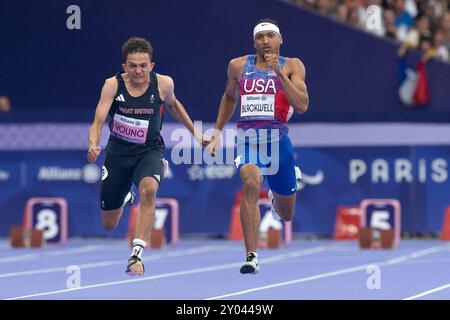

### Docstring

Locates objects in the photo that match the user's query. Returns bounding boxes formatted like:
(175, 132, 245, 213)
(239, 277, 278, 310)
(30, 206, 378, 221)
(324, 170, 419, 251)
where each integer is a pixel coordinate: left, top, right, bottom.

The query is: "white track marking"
(4, 245, 331, 300)
(403, 283, 450, 300)
(0, 245, 225, 279)
(205, 245, 447, 300)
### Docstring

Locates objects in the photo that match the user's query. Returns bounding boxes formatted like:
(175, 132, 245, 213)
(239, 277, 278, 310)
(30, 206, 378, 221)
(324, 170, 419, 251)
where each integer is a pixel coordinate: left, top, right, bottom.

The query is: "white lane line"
(45, 245, 107, 256)
(0, 245, 226, 279)
(383, 246, 442, 265)
(0, 245, 106, 263)
(261, 246, 326, 263)
(205, 245, 447, 300)
(403, 283, 450, 300)
(0, 253, 40, 263)
(206, 265, 372, 300)
(4, 245, 331, 300)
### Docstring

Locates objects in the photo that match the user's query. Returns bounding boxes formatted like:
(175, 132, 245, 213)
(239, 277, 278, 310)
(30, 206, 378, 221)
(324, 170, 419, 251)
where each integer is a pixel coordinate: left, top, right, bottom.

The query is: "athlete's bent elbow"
(294, 102, 308, 114)
(301, 103, 308, 113)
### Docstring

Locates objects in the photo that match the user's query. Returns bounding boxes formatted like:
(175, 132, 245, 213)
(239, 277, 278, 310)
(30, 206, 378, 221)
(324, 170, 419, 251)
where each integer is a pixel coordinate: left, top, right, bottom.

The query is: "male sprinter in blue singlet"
(209, 19, 309, 274)
(87, 37, 207, 276)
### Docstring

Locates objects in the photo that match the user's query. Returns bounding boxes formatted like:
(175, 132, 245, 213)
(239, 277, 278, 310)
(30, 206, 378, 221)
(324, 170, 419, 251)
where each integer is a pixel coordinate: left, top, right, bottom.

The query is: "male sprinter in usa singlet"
(87, 37, 208, 276)
(209, 19, 309, 274)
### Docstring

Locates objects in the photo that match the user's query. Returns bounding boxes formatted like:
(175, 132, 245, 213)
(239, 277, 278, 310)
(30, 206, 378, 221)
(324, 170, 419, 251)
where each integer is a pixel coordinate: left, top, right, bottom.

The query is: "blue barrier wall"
(1, 0, 450, 123)
(1, 145, 449, 237)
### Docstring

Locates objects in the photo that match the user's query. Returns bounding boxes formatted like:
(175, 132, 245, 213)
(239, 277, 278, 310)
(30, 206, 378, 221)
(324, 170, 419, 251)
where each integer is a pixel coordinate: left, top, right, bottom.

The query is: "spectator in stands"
(400, 29, 448, 62)
(337, 2, 349, 21)
(427, 0, 448, 21)
(384, 8, 399, 40)
(294, 0, 316, 11)
(339, 0, 367, 28)
(430, 28, 449, 61)
(289, 0, 450, 64)
(403, 14, 432, 48)
(394, 0, 415, 41)
(349, 8, 364, 28)
(441, 12, 450, 52)
(398, 33, 432, 57)
(418, 34, 434, 58)
(316, 0, 340, 19)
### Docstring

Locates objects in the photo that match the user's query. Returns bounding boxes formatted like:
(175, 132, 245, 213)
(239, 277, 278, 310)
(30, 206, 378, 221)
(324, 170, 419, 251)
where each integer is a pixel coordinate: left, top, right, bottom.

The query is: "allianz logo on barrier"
(37, 164, 101, 183)
(0, 170, 10, 181)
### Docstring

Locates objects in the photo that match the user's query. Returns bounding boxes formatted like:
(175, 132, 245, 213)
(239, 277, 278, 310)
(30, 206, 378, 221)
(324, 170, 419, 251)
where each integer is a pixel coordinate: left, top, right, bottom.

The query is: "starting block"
(228, 189, 291, 249)
(149, 229, 165, 249)
(358, 227, 395, 249)
(358, 227, 372, 249)
(441, 206, 450, 240)
(128, 198, 179, 249)
(228, 189, 268, 240)
(10, 226, 26, 248)
(380, 229, 395, 249)
(10, 225, 45, 248)
(333, 205, 361, 240)
(10, 197, 68, 248)
(23, 197, 68, 246)
(258, 198, 292, 249)
(266, 228, 282, 249)
(358, 199, 401, 249)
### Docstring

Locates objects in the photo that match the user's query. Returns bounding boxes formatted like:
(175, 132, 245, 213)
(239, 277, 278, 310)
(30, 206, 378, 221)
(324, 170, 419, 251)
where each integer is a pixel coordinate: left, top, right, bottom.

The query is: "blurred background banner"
(1, 143, 448, 237)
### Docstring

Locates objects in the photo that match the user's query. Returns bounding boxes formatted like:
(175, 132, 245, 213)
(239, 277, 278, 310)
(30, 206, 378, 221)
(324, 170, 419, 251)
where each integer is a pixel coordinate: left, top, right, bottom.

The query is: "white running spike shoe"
(240, 252, 259, 274)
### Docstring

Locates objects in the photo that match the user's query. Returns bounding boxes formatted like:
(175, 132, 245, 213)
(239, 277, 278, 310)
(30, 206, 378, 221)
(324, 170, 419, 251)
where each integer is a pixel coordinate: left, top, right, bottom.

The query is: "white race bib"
(240, 94, 275, 120)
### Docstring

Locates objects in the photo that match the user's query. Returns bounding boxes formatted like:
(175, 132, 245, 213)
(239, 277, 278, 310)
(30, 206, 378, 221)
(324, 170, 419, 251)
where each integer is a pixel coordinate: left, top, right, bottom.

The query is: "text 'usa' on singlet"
(237, 55, 291, 140)
(106, 71, 165, 155)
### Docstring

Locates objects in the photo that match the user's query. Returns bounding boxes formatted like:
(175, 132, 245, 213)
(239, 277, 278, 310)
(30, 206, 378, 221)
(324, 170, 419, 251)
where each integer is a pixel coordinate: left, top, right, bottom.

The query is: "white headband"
(253, 22, 281, 38)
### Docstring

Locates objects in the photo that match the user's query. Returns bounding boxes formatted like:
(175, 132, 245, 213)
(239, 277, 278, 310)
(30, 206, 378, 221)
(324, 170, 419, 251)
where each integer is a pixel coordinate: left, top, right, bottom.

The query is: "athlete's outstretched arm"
(162, 76, 209, 146)
(209, 59, 241, 156)
(214, 60, 241, 132)
(87, 78, 116, 163)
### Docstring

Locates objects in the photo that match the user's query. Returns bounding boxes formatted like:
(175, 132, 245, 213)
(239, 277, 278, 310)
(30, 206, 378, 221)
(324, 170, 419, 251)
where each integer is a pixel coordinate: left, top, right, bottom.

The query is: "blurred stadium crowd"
(288, 0, 450, 62)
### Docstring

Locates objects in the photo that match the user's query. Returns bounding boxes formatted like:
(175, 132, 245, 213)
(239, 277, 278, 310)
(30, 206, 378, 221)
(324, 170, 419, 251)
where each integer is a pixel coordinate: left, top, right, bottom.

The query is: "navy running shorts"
(100, 149, 165, 210)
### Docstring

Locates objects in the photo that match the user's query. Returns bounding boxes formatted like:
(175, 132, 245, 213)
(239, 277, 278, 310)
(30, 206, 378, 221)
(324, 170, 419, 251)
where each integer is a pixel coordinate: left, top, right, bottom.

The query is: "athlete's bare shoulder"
(105, 75, 118, 85)
(228, 56, 248, 79)
(284, 57, 306, 74)
(229, 56, 247, 69)
(155, 73, 175, 100)
(156, 73, 174, 89)
(102, 76, 119, 96)
(230, 55, 247, 66)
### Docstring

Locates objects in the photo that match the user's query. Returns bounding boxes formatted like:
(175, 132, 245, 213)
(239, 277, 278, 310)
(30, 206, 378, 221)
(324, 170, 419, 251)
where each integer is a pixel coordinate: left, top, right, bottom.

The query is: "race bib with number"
(111, 114, 149, 144)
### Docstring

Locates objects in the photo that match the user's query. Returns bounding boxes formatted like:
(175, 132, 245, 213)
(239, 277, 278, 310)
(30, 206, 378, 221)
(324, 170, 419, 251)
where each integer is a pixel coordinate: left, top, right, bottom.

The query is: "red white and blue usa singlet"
(237, 55, 290, 138)
(235, 55, 297, 195)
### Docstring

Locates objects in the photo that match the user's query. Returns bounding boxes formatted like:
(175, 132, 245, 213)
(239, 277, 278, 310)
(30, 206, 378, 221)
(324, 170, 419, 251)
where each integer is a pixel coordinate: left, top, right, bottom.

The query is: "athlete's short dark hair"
(122, 37, 153, 61)
(254, 18, 280, 28)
